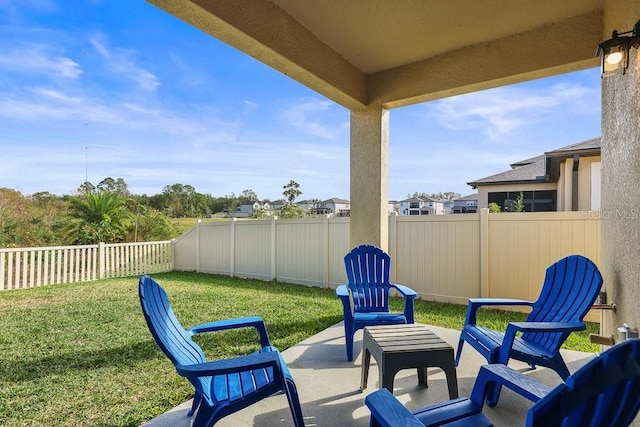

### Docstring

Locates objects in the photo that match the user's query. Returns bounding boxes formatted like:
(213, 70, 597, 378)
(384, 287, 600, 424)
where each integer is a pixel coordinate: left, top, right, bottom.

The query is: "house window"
(488, 190, 556, 212)
(410, 202, 419, 208)
(409, 211, 419, 215)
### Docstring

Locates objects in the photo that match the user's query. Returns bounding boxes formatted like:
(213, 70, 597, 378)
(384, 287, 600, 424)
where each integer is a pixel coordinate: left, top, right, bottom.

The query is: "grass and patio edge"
(0, 272, 599, 426)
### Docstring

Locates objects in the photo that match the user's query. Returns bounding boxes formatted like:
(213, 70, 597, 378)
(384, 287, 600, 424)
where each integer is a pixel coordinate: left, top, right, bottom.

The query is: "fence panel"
(395, 215, 481, 304)
(487, 212, 601, 302)
(234, 220, 272, 280)
(102, 241, 172, 279)
(198, 221, 233, 275)
(1, 245, 98, 290)
(173, 225, 198, 271)
(275, 217, 326, 286)
(1, 241, 172, 290)
(327, 217, 350, 287)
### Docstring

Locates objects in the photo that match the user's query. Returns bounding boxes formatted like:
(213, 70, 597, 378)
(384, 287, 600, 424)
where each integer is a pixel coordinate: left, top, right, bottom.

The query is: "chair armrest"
(365, 389, 424, 427)
(390, 283, 418, 298)
(507, 321, 586, 333)
(391, 283, 417, 323)
(336, 285, 354, 316)
(188, 316, 271, 348)
(336, 284, 350, 298)
(175, 350, 281, 378)
(464, 298, 534, 325)
(498, 321, 585, 364)
(469, 364, 552, 406)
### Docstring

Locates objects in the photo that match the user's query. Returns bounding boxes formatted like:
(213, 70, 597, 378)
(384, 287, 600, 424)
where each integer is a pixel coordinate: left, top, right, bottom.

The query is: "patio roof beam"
(369, 11, 603, 109)
(146, 0, 368, 109)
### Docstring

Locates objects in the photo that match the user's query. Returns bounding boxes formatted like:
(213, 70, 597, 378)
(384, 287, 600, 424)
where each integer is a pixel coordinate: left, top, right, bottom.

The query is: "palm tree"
(66, 192, 132, 244)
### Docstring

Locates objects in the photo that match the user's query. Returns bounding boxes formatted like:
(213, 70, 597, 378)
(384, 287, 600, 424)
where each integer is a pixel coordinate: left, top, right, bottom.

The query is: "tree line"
(0, 178, 305, 248)
(1, 178, 462, 248)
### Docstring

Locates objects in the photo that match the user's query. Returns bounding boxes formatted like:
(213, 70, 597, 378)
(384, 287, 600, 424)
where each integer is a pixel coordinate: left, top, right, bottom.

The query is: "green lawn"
(0, 272, 599, 426)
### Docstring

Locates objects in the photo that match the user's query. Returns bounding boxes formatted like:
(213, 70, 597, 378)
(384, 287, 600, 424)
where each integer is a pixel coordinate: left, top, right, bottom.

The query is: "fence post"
(98, 242, 105, 280)
(0, 252, 5, 291)
(480, 208, 489, 298)
(270, 217, 277, 281)
(171, 239, 176, 271)
(388, 211, 398, 283)
(230, 218, 237, 277)
(323, 214, 330, 288)
(196, 220, 201, 273)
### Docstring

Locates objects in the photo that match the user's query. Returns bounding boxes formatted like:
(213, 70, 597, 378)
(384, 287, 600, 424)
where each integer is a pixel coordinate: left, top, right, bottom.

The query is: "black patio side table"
(361, 323, 459, 398)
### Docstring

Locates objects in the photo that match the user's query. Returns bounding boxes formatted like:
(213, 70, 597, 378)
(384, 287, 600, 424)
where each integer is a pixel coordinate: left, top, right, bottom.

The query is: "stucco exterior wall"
(601, 29, 640, 339)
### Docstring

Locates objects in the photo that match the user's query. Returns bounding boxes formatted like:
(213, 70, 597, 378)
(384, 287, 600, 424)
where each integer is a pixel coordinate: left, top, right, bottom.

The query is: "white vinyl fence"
(173, 212, 602, 321)
(0, 241, 172, 290)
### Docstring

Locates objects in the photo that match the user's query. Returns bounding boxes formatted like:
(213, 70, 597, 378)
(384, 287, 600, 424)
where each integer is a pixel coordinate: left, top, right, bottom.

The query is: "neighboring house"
(296, 199, 314, 213)
(230, 202, 256, 217)
(467, 137, 601, 212)
(443, 200, 454, 214)
(230, 201, 271, 217)
(398, 196, 445, 215)
(269, 199, 286, 210)
(388, 200, 399, 214)
(317, 198, 350, 216)
(452, 194, 478, 214)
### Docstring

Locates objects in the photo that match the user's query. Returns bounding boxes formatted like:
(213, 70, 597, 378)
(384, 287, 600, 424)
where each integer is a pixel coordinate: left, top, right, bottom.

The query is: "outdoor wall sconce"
(596, 19, 640, 77)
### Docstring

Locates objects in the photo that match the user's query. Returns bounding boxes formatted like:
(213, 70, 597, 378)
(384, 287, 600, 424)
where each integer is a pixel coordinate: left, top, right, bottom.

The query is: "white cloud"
(430, 81, 599, 141)
(242, 100, 259, 114)
(90, 38, 109, 58)
(0, 44, 82, 78)
(29, 87, 82, 104)
(90, 36, 160, 91)
(280, 99, 347, 139)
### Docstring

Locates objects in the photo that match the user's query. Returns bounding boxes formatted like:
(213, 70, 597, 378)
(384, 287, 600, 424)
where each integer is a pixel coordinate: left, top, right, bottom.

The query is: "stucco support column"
(601, 0, 640, 341)
(350, 104, 389, 250)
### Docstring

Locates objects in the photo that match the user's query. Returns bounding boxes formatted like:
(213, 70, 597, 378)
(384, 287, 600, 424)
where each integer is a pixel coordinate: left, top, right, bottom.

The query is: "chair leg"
(550, 355, 571, 380)
(346, 331, 355, 362)
(191, 402, 216, 427)
(455, 338, 464, 367)
(485, 383, 503, 407)
(188, 391, 202, 417)
(485, 351, 503, 407)
(344, 320, 356, 361)
(284, 376, 305, 427)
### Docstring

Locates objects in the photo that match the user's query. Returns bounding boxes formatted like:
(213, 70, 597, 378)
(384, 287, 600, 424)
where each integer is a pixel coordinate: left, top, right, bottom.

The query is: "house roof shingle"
(468, 137, 601, 188)
(453, 193, 479, 202)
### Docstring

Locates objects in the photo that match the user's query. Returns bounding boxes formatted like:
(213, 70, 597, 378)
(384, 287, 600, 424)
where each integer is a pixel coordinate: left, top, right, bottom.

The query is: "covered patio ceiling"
(147, 0, 604, 109)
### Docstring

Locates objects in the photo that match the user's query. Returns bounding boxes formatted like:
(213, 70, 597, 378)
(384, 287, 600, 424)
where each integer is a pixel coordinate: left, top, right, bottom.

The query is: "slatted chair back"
(528, 339, 640, 427)
(139, 276, 210, 397)
(344, 244, 392, 313)
(523, 254, 603, 353)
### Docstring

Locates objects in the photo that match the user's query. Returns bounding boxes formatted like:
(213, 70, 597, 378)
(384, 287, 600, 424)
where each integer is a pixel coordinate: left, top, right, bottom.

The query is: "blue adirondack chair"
(455, 254, 603, 402)
(366, 339, 640, 427)
(336, 245, 418, 361)
(138, 275, 305, 427)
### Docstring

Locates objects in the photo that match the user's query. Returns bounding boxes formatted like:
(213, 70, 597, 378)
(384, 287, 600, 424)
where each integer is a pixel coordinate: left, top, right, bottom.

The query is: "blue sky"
(0, 0, 602, 201)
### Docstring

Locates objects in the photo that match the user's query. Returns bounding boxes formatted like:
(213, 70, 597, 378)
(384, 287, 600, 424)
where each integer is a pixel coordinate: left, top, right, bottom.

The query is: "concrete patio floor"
(142, 322, 603, 426)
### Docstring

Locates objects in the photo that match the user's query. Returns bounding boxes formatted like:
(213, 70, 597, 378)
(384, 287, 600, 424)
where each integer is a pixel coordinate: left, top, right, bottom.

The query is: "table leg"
(442, 359, 459, 399)
(381, 366, 397, 393)
(417, 367, 428, 387)
(361, 347, 371, 391)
